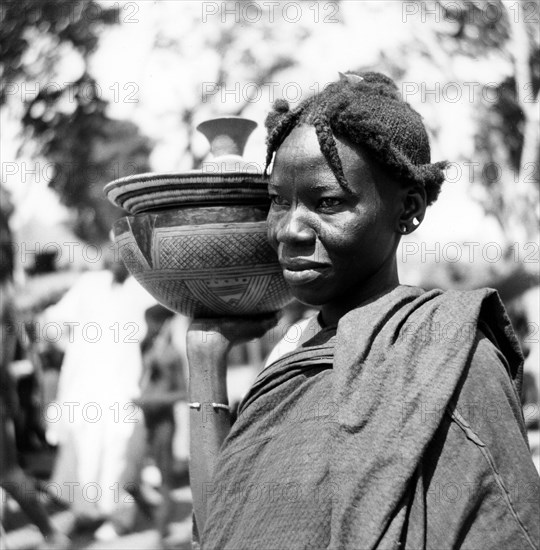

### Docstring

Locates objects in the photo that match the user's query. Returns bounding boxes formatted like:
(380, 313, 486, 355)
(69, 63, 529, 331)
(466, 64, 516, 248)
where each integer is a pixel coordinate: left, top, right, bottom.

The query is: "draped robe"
(200, 286, 539, 549)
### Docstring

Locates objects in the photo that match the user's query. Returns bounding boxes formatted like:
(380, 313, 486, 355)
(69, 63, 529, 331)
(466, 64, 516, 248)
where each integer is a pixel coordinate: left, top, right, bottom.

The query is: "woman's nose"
(276, 207, 316, 245)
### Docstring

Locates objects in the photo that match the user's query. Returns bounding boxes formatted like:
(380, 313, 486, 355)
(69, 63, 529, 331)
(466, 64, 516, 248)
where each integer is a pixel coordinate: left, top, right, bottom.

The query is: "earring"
(412, 217, 420, 227)
(400, 225, 408, 234)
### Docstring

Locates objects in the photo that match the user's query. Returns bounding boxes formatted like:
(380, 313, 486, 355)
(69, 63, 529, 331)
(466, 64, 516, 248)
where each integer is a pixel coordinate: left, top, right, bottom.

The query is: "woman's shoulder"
(409, 286, 523, 377)
(340, 285, 511, 350)
(457, 325, 525, 423)
(467, 324, 521, 387)
(404, 285, 499, 309)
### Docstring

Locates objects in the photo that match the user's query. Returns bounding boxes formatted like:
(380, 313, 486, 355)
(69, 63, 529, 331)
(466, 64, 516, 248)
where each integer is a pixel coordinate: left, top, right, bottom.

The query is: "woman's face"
(267, 125, 404, 321)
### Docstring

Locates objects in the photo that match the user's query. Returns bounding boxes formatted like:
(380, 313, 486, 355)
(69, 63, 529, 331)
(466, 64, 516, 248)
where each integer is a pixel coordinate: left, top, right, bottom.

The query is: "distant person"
(0, 187, 70, 549)
(119, 305, 189, 547)
(42, 251, 155, 531)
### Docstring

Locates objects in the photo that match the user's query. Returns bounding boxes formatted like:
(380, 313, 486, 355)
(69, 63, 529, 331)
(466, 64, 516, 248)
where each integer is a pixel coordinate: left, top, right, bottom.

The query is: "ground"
(1, 447, 193, 550)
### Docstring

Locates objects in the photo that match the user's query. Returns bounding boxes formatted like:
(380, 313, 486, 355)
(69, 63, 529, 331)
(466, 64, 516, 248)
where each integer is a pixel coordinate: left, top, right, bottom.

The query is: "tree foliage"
(0, 0, 151, 243)
(435, 0, 540, 237)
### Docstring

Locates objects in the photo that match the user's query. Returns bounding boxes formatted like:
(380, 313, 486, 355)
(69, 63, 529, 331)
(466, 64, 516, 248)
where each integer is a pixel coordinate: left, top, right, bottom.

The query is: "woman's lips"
(280, 262, 330, 285)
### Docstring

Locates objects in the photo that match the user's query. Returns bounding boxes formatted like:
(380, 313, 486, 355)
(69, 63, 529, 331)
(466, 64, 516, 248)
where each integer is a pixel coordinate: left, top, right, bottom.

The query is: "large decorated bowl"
(105, 117, 292, 317)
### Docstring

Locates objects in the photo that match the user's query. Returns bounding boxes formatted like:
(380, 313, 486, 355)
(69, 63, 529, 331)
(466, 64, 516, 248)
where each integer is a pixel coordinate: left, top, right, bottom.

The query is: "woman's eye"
(270, 194, 289, 207)
(318, 197, 342, 209)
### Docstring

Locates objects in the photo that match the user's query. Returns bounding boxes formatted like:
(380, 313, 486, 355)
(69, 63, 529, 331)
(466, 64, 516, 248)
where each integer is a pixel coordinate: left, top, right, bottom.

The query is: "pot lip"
(105, 171, 270, 213)
(105, 170, 267, 191)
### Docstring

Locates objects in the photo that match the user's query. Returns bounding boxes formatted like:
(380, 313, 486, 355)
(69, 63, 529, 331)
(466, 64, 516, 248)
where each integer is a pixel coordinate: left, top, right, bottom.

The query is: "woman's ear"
(397, 185, 427, 234)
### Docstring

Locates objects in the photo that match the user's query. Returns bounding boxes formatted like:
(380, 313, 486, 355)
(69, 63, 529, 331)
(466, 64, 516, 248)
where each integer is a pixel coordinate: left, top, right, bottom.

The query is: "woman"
(187, 72, 539, 549)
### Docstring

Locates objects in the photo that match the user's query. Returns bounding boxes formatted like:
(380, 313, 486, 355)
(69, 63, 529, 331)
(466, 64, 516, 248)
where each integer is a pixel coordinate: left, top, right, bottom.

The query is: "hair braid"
(312, 114, 351, 194)
(304, 89, 350, 192)
(264, 96, 317, 175)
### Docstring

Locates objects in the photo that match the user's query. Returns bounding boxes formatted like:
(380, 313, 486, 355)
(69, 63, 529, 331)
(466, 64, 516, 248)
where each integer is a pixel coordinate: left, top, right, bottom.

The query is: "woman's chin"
(288, 287, 329, 308)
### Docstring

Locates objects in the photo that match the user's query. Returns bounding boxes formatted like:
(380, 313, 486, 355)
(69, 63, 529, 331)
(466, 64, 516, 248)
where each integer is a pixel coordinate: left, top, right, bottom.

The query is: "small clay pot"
(105, 117, 292, 317)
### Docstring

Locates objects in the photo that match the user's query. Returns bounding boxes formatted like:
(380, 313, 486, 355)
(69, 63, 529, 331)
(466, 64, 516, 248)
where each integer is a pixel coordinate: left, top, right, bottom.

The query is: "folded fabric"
(200, 285, 538, 549)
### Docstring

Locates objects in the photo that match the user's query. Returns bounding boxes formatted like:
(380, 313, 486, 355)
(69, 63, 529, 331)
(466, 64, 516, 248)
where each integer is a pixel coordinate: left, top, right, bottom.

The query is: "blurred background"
(1, 1, 539, 548)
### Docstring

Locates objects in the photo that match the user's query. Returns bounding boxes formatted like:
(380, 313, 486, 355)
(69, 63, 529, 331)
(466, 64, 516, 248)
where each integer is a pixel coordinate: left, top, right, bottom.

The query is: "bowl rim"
(105, 172, 270, 212)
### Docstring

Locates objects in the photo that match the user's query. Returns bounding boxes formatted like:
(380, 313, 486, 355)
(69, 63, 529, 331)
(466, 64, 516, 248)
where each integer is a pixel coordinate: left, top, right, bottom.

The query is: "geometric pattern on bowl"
(115, 219, 292, 317)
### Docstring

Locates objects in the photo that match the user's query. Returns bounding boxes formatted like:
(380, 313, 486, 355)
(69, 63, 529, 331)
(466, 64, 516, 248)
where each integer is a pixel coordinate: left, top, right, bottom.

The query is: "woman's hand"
(186, 312, 279, 393)
(187, 312, 279, 357)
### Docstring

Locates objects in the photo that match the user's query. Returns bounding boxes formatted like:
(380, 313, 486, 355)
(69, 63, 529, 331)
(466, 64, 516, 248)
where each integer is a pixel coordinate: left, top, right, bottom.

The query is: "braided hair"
(265, 72, 447, 205)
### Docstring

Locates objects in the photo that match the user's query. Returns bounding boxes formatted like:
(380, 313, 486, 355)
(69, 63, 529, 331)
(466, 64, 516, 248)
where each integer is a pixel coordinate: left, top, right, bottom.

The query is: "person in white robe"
(42, 262, 155, 524)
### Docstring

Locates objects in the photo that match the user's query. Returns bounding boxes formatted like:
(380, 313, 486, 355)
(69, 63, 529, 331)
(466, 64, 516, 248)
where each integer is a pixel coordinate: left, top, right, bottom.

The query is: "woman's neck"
(320, 260, 400, 327)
